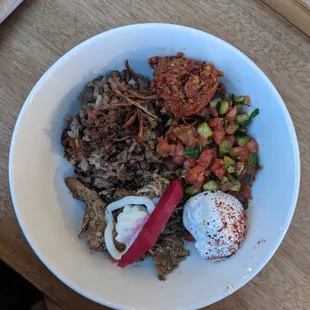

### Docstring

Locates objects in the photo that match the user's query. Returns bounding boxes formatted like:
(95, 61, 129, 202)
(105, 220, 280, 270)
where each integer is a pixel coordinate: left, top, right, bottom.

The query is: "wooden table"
(1, 1, 309, 309)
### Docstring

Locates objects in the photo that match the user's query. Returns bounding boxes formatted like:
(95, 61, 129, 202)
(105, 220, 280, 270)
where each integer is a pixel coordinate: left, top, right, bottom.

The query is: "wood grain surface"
(0, 1, 309, 309)
(261, 0, 310, 36)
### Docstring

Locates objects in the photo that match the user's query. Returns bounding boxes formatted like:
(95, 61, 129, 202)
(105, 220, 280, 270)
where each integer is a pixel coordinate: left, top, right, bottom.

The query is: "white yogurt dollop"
(105, 196, 156, 260)
(183, 191, 246, 260)
(115, 205, 149, 244)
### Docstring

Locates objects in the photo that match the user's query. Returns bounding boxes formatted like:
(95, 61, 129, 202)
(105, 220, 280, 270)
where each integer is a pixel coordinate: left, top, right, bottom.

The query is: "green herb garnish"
(248, 152, 260, 169)
(239, 108, 259, 127)
(184, 146, 202, 159)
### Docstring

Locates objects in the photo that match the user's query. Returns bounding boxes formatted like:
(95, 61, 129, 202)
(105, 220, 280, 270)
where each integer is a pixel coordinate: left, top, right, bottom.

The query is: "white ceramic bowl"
(9, 24, 300, 310)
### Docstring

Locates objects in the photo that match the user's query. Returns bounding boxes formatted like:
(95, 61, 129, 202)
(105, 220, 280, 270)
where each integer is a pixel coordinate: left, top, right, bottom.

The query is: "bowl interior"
(9, 24, 300, 310)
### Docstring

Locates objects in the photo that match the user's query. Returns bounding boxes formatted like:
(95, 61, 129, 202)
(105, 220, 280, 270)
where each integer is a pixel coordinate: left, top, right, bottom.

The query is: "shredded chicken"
(137, 173, 170, 198)
(150, 236, 190, 280)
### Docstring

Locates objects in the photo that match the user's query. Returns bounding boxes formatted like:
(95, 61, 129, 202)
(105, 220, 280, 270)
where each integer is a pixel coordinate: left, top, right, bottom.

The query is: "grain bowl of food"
(9, 24, 300, 310)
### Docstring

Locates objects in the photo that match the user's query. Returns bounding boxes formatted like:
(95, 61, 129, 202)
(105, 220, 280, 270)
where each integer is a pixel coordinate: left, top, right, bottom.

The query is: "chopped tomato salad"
(156, 94, 260, 208)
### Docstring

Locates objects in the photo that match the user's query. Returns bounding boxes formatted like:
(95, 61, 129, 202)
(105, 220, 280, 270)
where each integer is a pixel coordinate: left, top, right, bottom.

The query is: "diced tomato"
(238, 147, 249, 162)
(241, 185, 253, 200)
(197, 148, 217, 169)
(156, 139, 171, 155)
(210, 158, 226, 179)
(210, 147, 218, 158)
(208, 117, 224, 131)
(225, 135, 236, 147)
(229, 146, 249, 161)
(210, 158, 223, 172)
(168, 126, 198, 149)
(172, 155, 187, 165)
(226, 106, 233, 113)
(184, 164, 206, 185)
(215, 167, 226, 179)
(210, 107, 219, 117)
(213, 130, 225, 145)
(230, 147, 240, 158)
(174, 140, 185, 156)
(193, 177, 207, 190)
(246, 138, 259, 153)
(166, 129, 177, 141)
(226, 106, 237, 122)
(196, 136, 209, 147)
(225, 122, 239, 135)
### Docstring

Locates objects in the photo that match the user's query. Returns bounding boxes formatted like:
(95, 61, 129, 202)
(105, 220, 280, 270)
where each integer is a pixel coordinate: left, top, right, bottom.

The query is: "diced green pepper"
(184, 146, 202, 159)
(235, 113, 249, 124)
(223, 156, 236, 168)
(223, 173, 241, 191)
(210, 98, 221, 108)
(234, 162, 245, 176)
(223, 156, 236, 173)
(217, 101, 229, 115)
(230, 181, 241, 192)
(233, 95, 244, 104)
(185, 186, 200, 196)
(227, 165, 235, 174)
(248, 152, 260, 169)
(233, 95, 251, 106)
(197, 122, 213, 138)
(219, 140, 233, 153)
(220, 176, 229, 184)
(203, 180, 219, 192)
(236, 135, 250, 146)
(230, 151, 241, 161)
(226, 173, 238, 185)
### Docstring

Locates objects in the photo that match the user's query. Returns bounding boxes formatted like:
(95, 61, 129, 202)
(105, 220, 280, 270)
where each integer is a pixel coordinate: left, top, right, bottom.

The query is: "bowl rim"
(9, 23, 301, 310)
